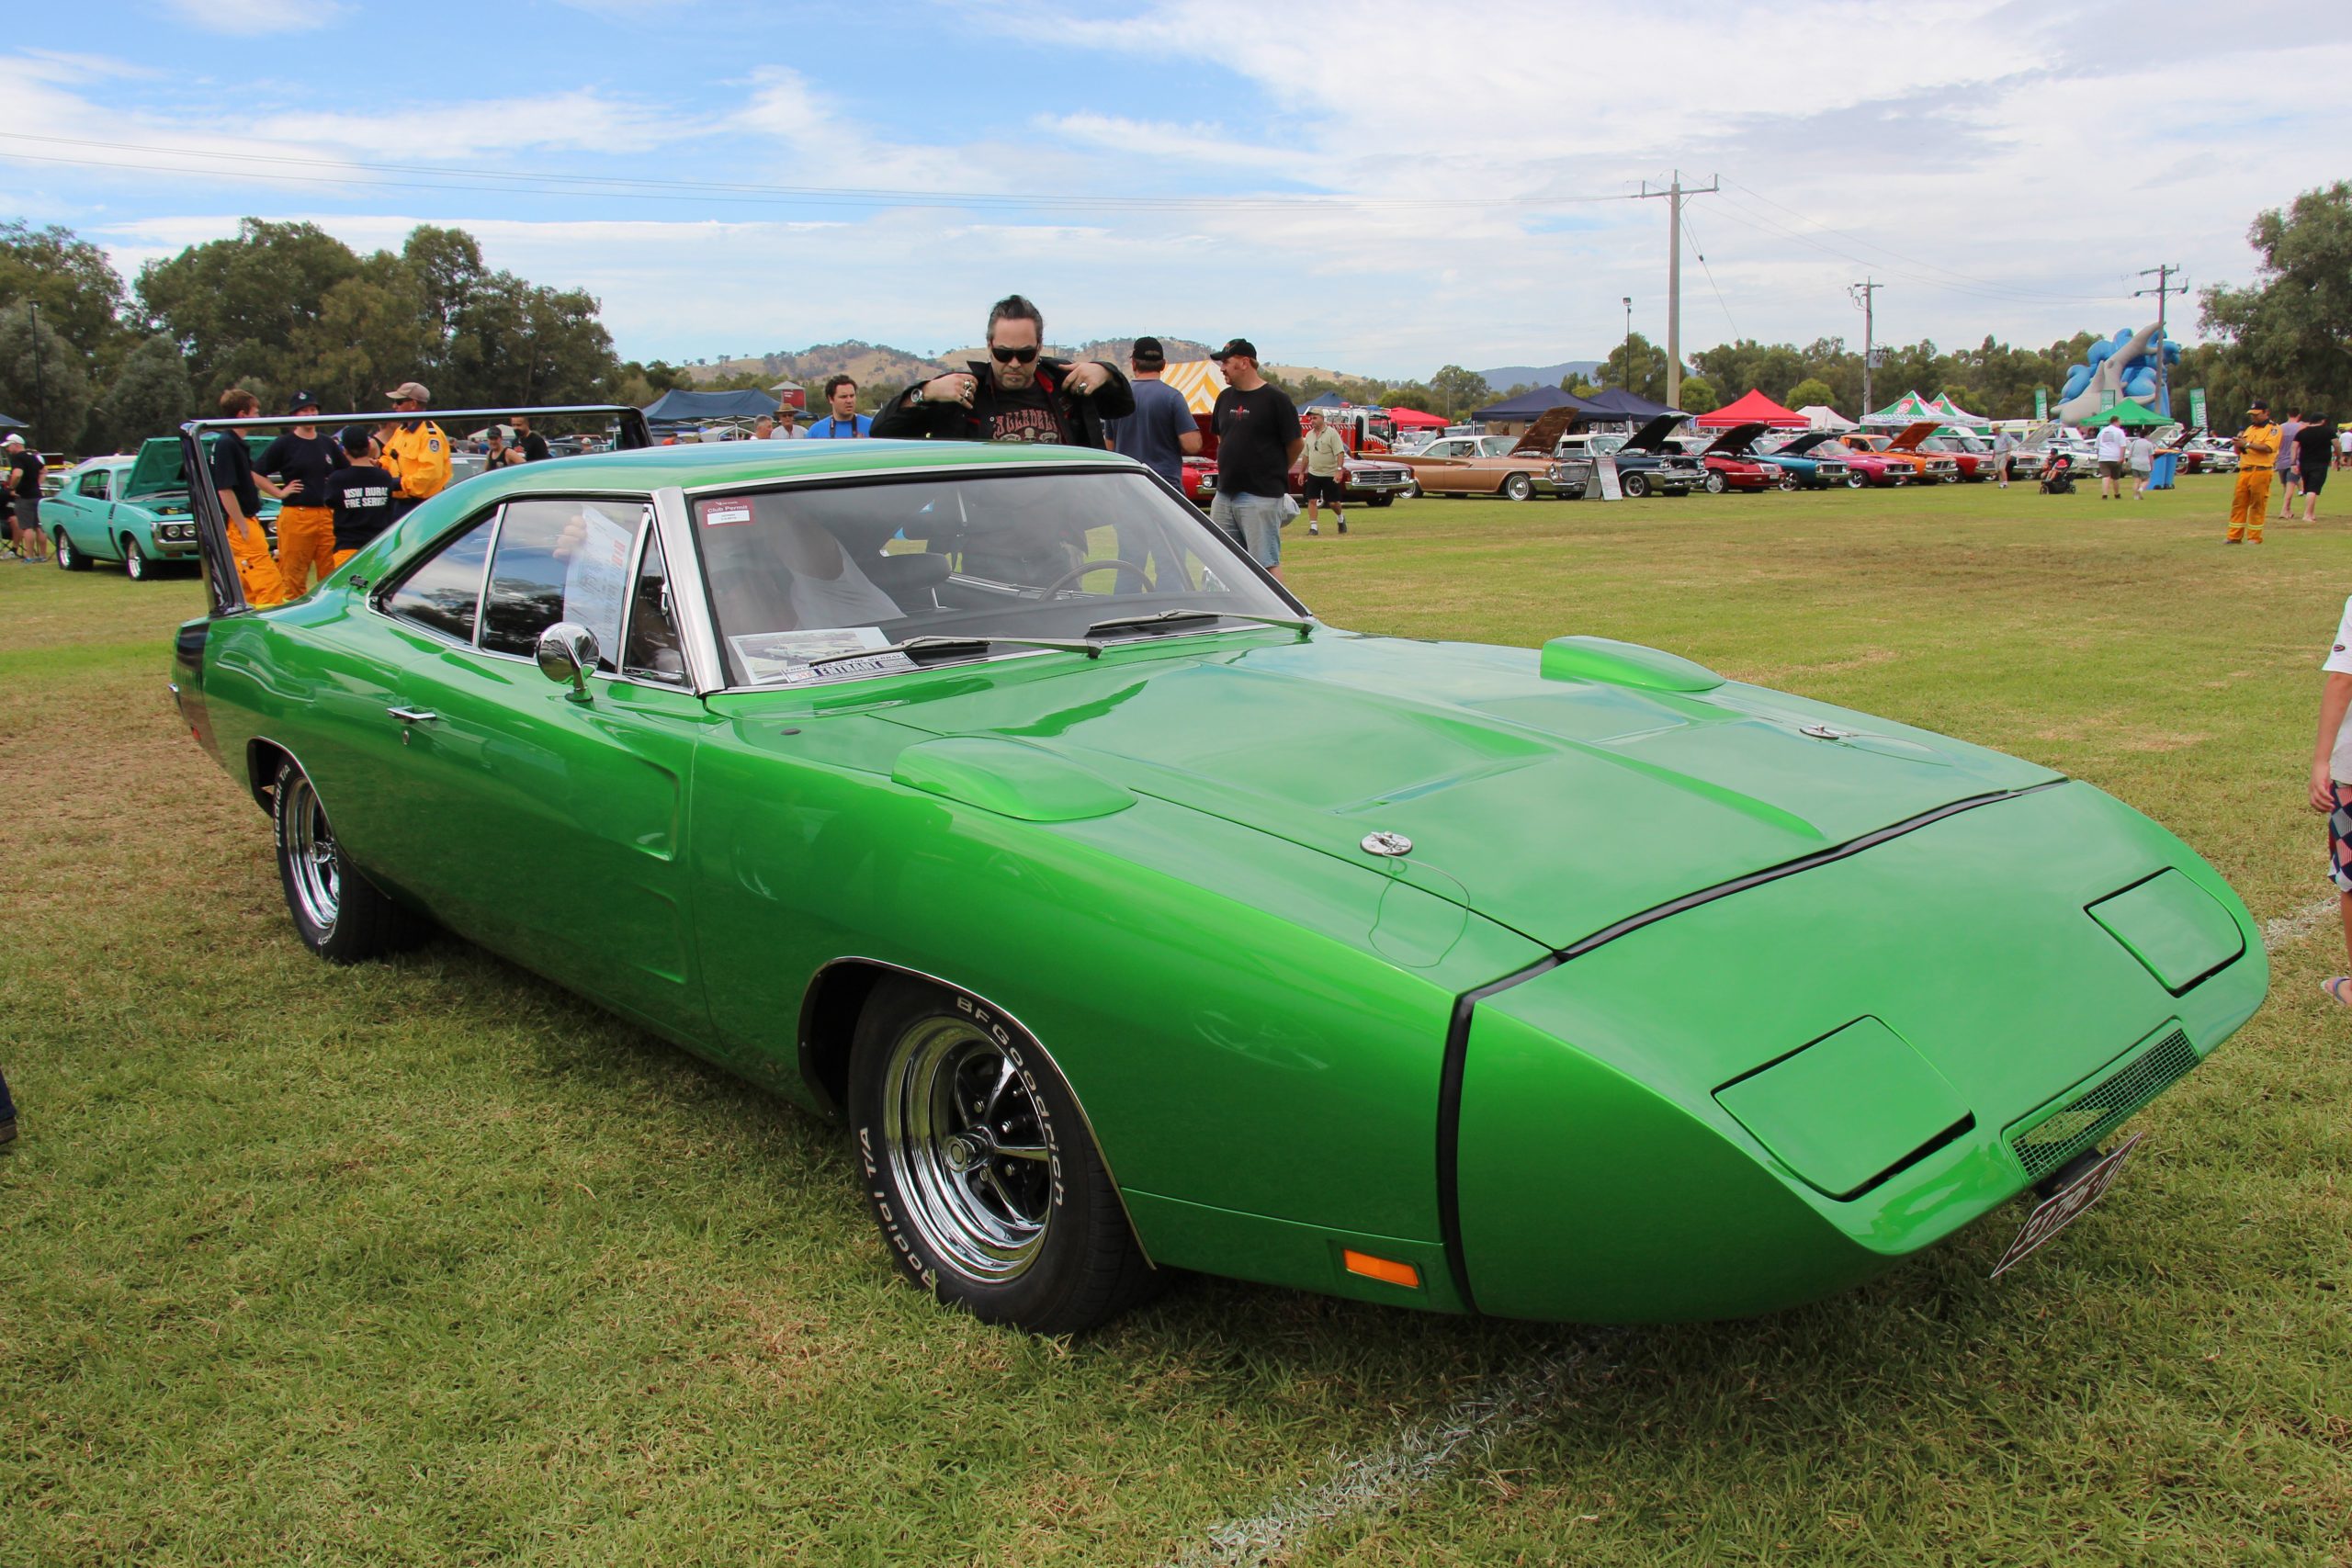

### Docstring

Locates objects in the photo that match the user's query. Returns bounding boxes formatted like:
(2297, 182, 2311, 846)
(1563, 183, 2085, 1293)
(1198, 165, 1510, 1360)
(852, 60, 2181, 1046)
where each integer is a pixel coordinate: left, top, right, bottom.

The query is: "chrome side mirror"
(536, 621, 599, 701)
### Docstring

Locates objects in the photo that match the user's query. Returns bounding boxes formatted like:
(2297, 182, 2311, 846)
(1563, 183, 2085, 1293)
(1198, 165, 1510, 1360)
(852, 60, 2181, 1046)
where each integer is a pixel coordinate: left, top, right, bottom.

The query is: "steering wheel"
(1036, 558, 1154, 598)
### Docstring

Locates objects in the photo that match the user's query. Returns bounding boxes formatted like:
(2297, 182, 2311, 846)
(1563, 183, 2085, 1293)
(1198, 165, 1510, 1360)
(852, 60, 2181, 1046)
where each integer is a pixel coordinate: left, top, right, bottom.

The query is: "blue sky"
(7, 1, 2350, 378)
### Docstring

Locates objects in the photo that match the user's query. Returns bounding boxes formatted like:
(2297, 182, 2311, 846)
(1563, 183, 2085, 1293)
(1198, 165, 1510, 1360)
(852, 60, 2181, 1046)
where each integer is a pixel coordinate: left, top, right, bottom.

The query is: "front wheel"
(1846, 469, 1868, 489)
(1775, 470, 1799, 492)
(1622, 472, 1651, 499)
(1367, 492, 1395, 508)
(55, 530, 91, 570)
(122, 537, 151, 581)
(273, 759, 425, 963)
(1703, 471, 1728, 495)
(849, 977, 1156, 1334)
(1501, 472, 1533, 502)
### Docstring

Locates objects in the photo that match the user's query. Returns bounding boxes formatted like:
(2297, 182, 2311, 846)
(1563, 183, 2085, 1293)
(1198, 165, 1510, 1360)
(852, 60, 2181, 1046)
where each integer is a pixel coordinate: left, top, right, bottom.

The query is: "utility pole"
(1636, 170, 1718, 409)
(1848, 279, 1883, 415)
(2133, 264, 2188, 420)
(1620, 296, 1632, 391)
(28, 300, 43, 447)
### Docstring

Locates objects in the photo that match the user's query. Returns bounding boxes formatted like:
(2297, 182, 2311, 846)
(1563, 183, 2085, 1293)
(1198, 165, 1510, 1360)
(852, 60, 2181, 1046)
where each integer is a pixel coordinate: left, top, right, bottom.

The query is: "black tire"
(54, 529, 91, 570)
(1501, 472, 1533, 502)
(1401, 479, 1420, 500)
(1367, 492, 1395, 508)
(849, 976, 1157, 1334)
(1622, 472, 1651, 499)
(1846, 469, 1868, 489)
(271, 758, 425, 963)
(1703, 471, 1728, 494)
(1775, 470, 1799, 492)
(122, 536, 152, 581)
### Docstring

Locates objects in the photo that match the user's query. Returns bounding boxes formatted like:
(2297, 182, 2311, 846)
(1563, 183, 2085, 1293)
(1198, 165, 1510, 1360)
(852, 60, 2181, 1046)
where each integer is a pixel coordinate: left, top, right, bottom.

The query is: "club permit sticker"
(703, 501, 755, 527)
(729, 627, 913, 684)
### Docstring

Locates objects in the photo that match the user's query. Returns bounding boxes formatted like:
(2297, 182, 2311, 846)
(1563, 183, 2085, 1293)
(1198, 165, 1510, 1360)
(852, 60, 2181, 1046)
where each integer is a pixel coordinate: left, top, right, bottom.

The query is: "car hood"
(874, 631, 2058, 952)
(1621, 412, 1690, 453)
(1701, 422, 1769, 457)
(1883, 421, 1942, 452)
(123, 433, 274, 501)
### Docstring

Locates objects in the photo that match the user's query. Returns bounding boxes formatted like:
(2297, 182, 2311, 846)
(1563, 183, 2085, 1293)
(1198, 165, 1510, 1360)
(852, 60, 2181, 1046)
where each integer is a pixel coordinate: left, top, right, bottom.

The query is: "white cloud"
(153, 0, 347, 36)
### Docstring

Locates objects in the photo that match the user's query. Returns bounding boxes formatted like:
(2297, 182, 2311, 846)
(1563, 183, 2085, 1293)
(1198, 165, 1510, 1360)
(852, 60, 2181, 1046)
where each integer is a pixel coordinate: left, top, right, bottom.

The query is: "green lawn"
(4, 477, 2348, 1565)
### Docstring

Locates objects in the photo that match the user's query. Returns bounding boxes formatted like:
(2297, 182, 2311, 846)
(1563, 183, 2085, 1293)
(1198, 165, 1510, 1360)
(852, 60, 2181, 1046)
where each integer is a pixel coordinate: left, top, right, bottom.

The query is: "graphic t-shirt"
(1108, 377, 1197, 485)
(209, 435, 261, 516)
(2095, 424, 2130, 463)
(258, 431, 346, 510)
(982, 380, 1064, 445)
(322, 463, 398, 551)
(806, 414, 873, 438)
(1211, 383, 1301, 498)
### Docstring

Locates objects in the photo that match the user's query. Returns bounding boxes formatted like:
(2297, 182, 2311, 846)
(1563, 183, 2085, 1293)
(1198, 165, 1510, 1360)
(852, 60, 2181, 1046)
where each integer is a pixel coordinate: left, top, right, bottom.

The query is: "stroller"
(2039, 451, 2075, 495)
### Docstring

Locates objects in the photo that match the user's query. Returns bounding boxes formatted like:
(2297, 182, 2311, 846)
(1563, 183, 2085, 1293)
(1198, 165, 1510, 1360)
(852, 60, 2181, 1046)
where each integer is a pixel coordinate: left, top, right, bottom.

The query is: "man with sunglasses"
(874, 294, 1133, 449)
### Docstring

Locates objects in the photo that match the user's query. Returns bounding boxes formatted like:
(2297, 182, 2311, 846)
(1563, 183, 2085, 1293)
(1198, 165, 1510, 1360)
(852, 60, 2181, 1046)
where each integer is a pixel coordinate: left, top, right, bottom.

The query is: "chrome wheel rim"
(282, 773, 340, 932)
(55, 535, 72, 568)
(124, 544, 143, 579)
(881, 1016, 1053, 1281)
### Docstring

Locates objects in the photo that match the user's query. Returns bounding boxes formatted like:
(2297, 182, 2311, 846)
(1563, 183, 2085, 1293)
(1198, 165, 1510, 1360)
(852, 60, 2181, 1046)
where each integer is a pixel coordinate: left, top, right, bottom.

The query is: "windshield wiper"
(801, 633, 1103, 671)
(1083, 607, 1315, 639)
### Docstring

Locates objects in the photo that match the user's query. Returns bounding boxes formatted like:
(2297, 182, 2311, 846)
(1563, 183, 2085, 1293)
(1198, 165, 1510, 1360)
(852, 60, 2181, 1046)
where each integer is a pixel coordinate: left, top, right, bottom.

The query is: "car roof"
(468, 436, 1136, 495)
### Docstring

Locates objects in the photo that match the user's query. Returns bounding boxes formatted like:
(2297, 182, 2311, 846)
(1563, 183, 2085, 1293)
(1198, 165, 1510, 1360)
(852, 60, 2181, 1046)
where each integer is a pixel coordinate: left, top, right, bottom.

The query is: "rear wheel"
(272, 758, 425, 963)
(849, 976, 1156, 1333)
(55, 529, 90, 570)
(1501, 472, 1533, 502)
(1401, 479, 1420, 500)
(122, 536, 151, 581)
(1623, 472, 1651, 499)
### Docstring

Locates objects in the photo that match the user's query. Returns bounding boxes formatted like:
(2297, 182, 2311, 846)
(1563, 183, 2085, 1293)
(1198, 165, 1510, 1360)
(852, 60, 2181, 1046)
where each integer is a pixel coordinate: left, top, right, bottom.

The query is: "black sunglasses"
(989, 344, 1040, 365)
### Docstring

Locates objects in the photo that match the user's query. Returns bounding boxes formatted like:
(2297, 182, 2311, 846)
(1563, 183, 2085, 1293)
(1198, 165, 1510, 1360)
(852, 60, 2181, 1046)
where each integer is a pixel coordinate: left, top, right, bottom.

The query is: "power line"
(0, 130, 1647, 216)
(1681, 211, 1738, 341)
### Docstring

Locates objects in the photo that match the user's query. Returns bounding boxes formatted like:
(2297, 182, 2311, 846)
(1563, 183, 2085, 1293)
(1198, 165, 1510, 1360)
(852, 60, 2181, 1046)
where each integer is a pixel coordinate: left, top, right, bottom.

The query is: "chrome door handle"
(386, 706, 439, 724)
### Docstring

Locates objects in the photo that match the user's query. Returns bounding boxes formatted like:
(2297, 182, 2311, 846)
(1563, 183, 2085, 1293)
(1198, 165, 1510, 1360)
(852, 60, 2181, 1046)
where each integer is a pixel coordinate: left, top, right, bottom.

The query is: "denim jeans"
(1210, 490, 1288, 569)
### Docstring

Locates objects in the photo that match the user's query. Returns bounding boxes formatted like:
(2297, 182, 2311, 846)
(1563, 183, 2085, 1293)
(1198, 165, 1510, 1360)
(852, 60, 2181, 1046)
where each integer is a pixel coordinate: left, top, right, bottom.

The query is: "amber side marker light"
(1342, 1249, 1421, 1289)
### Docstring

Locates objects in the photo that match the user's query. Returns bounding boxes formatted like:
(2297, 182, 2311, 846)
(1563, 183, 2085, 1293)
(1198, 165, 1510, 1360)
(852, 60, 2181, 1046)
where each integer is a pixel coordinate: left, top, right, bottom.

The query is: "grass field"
(4, 476, 2349, 1565)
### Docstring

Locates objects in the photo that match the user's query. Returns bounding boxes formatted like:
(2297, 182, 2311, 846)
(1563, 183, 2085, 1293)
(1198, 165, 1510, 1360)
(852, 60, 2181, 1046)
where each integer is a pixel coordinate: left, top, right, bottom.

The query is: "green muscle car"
(167, 406, 2267, 1334)
(51, 436, 279, 580)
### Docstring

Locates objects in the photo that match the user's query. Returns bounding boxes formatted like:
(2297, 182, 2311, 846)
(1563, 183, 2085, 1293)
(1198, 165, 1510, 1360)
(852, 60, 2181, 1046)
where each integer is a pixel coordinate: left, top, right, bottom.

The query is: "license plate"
(1990, 1132, 2144, 1279)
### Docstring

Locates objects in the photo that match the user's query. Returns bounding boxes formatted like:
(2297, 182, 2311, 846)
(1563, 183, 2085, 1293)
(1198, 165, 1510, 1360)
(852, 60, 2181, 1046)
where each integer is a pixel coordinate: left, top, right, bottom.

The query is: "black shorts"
(1302, 474, 1344, 504)
(2303, 463, 2329, 495)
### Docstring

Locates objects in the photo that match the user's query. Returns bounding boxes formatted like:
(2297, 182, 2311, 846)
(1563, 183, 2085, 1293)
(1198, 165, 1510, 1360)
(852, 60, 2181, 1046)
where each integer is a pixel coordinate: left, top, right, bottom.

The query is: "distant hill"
(1477, 359, 1603, 389)
(934, 336, 1221, 367)
(684, 342, 952, 391)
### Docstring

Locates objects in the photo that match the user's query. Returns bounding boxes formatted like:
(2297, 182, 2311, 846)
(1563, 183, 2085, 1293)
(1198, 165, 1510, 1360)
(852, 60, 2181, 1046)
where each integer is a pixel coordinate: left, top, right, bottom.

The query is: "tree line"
(2, 181, 2345, 452)
(0, 218, 688, 453)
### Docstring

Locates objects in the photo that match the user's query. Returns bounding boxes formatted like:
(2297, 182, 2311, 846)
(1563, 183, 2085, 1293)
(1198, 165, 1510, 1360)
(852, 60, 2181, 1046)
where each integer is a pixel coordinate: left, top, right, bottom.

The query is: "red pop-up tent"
(1385, 406, 1448, 429)
(1692, 389, 1808, 429)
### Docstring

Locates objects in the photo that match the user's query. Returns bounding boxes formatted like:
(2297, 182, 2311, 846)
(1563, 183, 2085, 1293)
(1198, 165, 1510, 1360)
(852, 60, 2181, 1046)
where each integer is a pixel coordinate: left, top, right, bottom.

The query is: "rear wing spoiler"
(181, 402, 653, 617)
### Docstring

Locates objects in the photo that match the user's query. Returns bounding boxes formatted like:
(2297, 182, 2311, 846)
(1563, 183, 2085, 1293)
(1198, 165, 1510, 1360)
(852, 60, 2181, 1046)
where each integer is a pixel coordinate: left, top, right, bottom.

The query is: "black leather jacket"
(871, 356, 1134, 448)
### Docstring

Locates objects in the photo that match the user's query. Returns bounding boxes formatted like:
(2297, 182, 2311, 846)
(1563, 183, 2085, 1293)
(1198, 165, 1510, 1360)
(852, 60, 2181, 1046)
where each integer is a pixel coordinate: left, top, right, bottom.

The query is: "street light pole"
(1848, 279, 1882, 415)
(29, 300, 44, 447)
(1621, 297, 1632, 393)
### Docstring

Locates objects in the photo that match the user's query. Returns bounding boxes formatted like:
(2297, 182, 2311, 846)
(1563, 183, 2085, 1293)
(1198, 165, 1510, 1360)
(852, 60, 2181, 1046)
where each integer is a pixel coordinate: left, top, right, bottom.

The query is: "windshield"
(693, 469, 1296, 686)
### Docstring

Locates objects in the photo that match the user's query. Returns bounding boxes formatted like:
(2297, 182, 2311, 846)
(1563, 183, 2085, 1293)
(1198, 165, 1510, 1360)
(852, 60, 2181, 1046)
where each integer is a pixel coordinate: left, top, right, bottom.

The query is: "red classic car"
(1889, 423, 1991, 481)
(1815, 434, 1914, 488)
(1696, 422, 1783, 493)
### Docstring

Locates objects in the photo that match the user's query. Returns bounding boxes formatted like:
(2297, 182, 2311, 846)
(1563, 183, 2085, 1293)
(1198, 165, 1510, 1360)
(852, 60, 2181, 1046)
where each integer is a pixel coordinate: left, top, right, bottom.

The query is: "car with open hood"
(165, 404, 2268, 1335)
(1550, 413, 1708, 498)
(46, 435, 281, 580)
(1887, 423, 1994, 481)
(1750, 431, 1856, 490)
(1849, 424, 1962, 484)
(1694, 423, 1783, 493)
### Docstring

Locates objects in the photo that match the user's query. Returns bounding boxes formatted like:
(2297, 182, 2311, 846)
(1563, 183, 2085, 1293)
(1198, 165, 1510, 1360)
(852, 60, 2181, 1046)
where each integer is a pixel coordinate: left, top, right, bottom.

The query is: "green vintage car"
(51, 436, 279, 580)
(168, 409, 2267, 1334)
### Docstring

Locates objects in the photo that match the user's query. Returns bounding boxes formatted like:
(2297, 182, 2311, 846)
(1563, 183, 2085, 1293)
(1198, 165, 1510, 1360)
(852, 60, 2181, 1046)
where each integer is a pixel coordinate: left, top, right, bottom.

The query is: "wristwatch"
(909, 386, 926, 405)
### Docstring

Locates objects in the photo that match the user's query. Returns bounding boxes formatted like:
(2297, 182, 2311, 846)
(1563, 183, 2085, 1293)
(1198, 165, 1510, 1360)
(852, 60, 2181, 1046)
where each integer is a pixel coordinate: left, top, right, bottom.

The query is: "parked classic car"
(1751, 431, 1855, 490)
(1387, 432, 1573, 500)
(1694, 423, 1783, 493)
(1553, 414, 1707, 498)
(1850, 425, 1962, 484)
(49, 436, 280, 580)
(1815, 434, 1913, 488)
(170, 405, 2268, 1335)
(1189, 415, 1416, 506)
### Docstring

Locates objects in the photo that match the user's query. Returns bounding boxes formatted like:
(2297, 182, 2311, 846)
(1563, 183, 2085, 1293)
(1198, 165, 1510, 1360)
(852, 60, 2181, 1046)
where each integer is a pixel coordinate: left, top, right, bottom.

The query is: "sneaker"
(1337, 520, 1348, 534)
(0, 1115, 15, 1147)
(1308, 525, 1319, 536)
(2224, 537, 2243, 545)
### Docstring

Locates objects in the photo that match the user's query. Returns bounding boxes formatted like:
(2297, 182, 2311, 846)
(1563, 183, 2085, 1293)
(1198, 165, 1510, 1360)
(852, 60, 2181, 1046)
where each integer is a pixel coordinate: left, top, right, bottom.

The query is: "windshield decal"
(702, 501, 754, 526)
(730, 627, 910, 683)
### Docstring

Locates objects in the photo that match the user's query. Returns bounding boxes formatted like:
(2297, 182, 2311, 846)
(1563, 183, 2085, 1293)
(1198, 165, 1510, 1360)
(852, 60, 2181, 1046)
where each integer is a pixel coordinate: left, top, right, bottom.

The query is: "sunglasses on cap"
(989, 344, 1040, 365)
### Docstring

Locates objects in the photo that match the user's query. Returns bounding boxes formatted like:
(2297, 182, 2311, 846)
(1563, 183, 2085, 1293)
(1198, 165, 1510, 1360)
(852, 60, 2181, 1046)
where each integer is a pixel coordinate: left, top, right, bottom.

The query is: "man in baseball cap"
(257, 390, 349, 593)
(2228, 400, 2280, 543)
(379, 381, 449, 516)
(1205, 338, 1301, 579)
(1105, 334, 1202, 491)
(2, 432, 41, 562)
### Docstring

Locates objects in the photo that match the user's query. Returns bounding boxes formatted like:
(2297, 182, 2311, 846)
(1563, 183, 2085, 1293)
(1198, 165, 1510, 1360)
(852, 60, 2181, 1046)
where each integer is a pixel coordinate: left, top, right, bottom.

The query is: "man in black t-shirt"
(510, 414, 550, 463)
(258, 391, 348, 594)
(5, 434, 47, 563)
(1206, 339, 1302, 580)
(323, 425, 400, 569)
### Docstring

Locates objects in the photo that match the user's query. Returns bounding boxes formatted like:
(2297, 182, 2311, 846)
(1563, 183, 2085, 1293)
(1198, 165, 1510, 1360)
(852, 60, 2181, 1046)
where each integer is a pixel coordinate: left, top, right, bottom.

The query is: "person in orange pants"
(210, 388, 286, 605)
(2228, 402, 2281, 544)
(257, 390, 347, 595)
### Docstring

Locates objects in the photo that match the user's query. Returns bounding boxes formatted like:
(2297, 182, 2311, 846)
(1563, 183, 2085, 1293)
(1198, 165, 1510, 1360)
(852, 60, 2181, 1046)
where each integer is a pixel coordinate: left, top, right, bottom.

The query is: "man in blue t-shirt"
(1106, 336, 1202, 491)
(805, 374, 872, 438)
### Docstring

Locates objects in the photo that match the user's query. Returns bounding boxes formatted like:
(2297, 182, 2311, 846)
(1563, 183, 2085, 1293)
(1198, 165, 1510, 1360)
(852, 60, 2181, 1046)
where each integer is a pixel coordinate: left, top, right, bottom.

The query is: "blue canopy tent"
(1470, 385, 1611, 423)
(1580, 388, 1681, 421)
(0, 412, 25, 430)
(640, 388, 782, 428)
(1300, 390, 1347, 409)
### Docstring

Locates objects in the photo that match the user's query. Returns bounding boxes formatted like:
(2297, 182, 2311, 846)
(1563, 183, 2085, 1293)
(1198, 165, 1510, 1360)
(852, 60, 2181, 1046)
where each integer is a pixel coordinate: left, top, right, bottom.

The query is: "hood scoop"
(1540, 636, 1724, 694)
